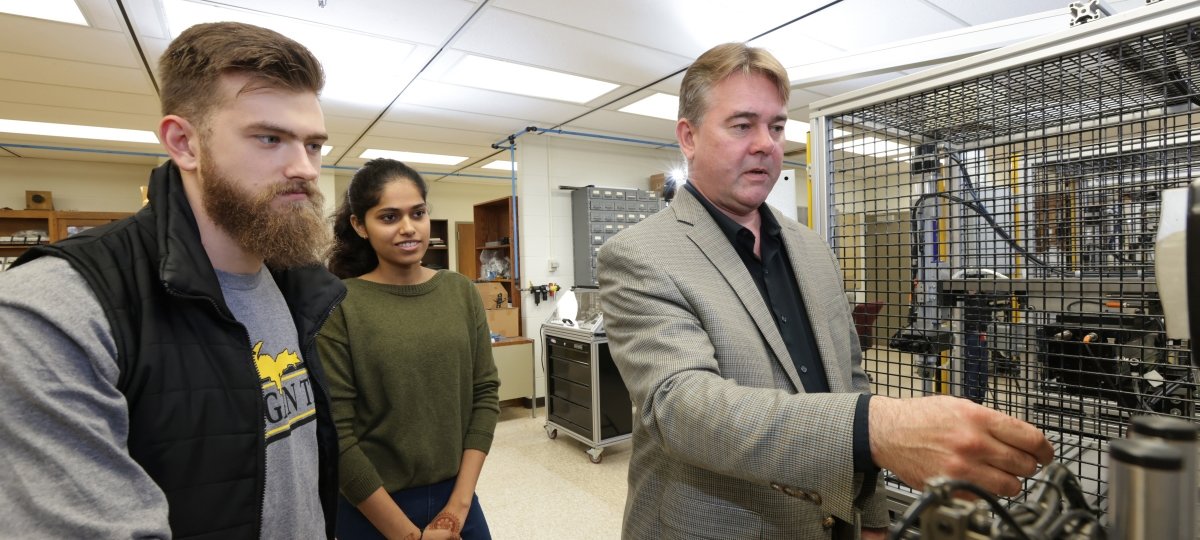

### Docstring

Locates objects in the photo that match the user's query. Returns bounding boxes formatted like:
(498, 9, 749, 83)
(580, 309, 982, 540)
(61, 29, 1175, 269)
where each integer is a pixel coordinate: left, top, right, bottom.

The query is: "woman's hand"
(427, 504, 467, 533)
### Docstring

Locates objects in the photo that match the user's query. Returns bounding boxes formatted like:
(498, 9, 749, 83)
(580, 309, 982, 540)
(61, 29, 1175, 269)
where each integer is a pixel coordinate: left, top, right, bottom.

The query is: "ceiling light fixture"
(359, 149, 466, 166)
(163, 0, 415, 107)
(619, 93, 679, 121)
(786, 119, 852, 144)
(482, 160, 517, 171)
(443, 55, 619, 104)
(0, 119, 158, 144)
(0, 0, 88, 26)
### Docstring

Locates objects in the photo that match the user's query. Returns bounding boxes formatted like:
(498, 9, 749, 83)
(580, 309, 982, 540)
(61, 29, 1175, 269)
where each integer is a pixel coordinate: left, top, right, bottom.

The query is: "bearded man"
(0, 22, 345, 540)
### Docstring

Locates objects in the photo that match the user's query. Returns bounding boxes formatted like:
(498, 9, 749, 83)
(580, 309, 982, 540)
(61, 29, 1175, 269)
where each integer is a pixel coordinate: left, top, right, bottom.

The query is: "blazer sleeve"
(825, 246, 890, 526)
(599, 231, 868, 523)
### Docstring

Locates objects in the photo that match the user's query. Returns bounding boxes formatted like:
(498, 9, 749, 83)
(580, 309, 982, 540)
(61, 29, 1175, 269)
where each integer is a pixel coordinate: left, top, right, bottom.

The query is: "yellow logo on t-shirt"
(253, 341, 302, 393)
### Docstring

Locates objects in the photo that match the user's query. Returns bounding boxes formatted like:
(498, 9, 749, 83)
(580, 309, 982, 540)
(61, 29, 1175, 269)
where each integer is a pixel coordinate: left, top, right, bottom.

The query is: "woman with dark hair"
(319, 158, 500, 540)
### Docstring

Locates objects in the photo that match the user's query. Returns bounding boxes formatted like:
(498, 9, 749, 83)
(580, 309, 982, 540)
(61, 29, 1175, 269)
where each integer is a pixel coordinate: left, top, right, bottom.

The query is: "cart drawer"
(549, 396, 593, 440)
(547, 342, 590, 365)
(549, 375, 592, 407)
(549, 357, 590, 386)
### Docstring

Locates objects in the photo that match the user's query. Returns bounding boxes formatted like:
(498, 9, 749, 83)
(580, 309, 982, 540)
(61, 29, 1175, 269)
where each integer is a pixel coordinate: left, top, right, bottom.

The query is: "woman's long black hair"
(326, 158, 428, 279)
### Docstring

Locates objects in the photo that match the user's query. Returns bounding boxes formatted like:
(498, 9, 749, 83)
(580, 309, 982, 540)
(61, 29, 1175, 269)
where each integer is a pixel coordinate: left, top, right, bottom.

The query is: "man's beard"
(199, 158, 330, 269)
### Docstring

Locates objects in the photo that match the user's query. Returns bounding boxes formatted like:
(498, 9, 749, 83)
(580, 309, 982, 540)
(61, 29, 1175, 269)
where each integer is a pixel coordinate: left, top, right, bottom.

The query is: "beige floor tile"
(478, 406, 629, 539)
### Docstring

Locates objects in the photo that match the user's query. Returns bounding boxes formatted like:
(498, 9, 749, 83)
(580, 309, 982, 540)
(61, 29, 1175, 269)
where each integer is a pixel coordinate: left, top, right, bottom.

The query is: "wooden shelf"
(474, 196, 521, 336)
(421, 218, 450, 270)
(0, 209, 131, 270)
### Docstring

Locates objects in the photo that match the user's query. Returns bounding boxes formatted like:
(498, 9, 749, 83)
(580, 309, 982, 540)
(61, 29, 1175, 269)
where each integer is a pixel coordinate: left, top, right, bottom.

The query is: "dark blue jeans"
(336, 477, 492, 539)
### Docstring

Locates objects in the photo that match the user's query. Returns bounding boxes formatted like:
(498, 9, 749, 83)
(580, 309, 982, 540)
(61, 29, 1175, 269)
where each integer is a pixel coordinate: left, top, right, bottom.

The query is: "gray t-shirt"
(215, 266, 324, 539)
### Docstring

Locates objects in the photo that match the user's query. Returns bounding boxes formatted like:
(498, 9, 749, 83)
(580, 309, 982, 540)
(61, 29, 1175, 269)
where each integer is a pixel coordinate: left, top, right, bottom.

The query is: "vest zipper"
(162, 282, 266, 539)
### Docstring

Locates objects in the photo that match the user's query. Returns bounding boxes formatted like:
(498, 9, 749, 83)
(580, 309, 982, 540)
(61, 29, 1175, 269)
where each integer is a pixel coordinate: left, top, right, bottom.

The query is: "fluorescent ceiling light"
(619, 93, 678, 121)
(0, 119, 158, 144)
(162, 0, 414, 107)
(786, 120, 852, 144)
(834, 136, 911, 159)
(482, 160, 516, 171)
(443, 55, 619, 104)
(359, 149, 466, 166)
(0, 0, 88, 26)
(320, 145, 333, 157)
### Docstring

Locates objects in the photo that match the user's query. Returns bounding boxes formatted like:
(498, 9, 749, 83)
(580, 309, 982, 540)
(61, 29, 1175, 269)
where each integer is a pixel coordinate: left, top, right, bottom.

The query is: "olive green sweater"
(317, 271, 500, 504)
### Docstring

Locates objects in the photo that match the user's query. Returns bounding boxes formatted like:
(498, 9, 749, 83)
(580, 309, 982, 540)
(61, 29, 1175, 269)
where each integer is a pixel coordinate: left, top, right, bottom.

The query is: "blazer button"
(822, 516, 835, 529)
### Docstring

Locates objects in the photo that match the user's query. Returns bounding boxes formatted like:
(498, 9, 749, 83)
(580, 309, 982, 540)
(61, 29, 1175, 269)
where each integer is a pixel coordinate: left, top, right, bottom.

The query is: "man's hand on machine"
(867, 395, 1055, 496)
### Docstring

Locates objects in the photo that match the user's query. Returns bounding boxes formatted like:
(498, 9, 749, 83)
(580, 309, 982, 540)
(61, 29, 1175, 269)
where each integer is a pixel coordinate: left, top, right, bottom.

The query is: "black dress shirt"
(684, 182, 876, 473)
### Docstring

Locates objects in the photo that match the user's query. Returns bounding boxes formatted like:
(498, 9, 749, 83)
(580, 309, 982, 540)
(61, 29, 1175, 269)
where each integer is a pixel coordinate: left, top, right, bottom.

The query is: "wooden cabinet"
(473, 196, 521, 336)
(493, 337, 533, 402)
(56, 211, 131, 241)
(422, 218, 450, 270)
(0, 210, 54, 270)
(0, 210, 131, 270)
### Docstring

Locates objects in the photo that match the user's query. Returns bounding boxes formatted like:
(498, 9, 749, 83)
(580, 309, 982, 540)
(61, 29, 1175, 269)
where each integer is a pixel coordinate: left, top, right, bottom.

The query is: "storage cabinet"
(492, 336, 533, 402)
(542, 324, 633, 463)
(0, 210, 131, 271)
(473, 196, 521, 336)
(422, 218, 449, 270)
(56, 211, 131, 240)
(570, 186, 666, 286)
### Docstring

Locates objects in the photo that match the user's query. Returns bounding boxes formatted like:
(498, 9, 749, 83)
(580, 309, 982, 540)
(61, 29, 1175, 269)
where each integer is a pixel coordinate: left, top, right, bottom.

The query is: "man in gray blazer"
(598, 43, 1054, 540)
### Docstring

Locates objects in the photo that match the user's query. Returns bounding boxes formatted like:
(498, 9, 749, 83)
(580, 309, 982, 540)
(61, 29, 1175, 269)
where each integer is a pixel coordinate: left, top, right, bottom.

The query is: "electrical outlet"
(548, 258, 559, 271)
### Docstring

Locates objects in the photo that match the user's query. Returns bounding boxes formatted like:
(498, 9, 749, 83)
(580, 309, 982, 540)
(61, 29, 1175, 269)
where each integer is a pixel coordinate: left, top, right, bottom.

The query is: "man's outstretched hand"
(868, 395, 1055, 496)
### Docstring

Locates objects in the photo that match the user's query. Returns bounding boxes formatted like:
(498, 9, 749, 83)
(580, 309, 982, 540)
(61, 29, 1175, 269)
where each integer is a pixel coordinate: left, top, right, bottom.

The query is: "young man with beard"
(0, 22, 344, 539)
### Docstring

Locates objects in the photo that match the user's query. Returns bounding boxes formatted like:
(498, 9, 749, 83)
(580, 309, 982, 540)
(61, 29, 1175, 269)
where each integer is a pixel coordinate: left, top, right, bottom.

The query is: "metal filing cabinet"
(571, 186, 667, 287)
(542, 323, 633, 463)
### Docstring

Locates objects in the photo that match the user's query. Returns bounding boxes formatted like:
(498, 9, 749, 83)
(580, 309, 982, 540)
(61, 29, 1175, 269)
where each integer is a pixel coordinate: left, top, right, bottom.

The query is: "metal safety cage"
(808, 0, 1200, 526)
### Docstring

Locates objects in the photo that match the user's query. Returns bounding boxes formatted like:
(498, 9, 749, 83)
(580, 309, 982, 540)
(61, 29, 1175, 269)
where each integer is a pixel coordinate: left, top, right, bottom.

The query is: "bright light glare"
(320, 145, 333, 156)
(359, 149, 466, 166)
(482, 160, 517, 171)
(786, 119, 851, 143)
(444, 55, 619, 104)
(0, 0, 88, 25)
(619, 93, 679, 121)
(0, 119, 158, 144)
(163, 0, 414, 106)
(835, 136, 912, 159)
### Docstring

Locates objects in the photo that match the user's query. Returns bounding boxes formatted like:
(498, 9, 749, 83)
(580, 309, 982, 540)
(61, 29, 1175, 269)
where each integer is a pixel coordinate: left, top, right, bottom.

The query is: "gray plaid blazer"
(598, 187, 888, 540)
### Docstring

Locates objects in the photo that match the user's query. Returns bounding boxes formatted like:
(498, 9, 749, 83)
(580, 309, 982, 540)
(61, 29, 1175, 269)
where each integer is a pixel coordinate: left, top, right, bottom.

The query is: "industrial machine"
(808, 1, 1200, 537)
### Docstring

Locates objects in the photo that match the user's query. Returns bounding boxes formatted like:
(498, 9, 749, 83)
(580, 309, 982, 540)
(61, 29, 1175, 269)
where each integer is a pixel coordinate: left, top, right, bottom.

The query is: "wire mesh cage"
(809, 1, 1200, 527)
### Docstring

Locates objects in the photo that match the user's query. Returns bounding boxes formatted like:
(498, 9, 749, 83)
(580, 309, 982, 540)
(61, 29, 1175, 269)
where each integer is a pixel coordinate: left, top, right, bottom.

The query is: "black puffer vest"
(15, 161, 345, 540)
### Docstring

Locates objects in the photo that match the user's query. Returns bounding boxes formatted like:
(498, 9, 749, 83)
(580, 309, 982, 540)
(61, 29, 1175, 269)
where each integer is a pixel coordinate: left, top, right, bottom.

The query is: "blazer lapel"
(673, 190, 805, 392)
(778, 214, 851, 393)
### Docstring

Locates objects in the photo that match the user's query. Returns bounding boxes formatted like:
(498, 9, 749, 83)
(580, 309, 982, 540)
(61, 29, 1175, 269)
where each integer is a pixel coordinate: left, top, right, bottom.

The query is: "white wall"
(516, 135, 684, 395)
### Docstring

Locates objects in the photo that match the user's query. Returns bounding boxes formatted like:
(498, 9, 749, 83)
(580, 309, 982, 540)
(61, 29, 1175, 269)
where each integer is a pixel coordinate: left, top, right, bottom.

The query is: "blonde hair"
(678, 42, 790, 126)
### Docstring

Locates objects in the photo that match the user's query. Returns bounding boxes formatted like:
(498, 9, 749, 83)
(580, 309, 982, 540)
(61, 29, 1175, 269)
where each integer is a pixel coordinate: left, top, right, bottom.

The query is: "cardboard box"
(473, 281, 521, 337)
(474, 282, 509, 309)
(485, 307, 521, 338)
(650, 173, 666, 193)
